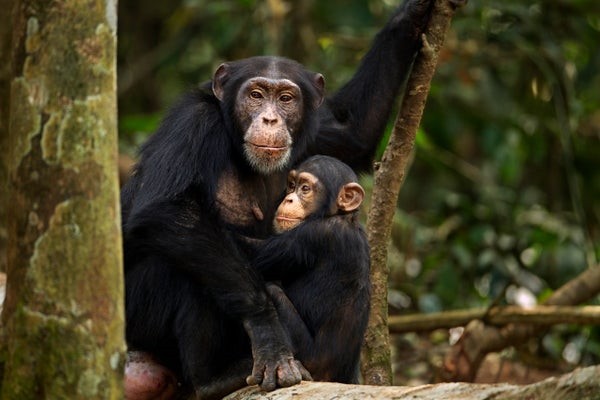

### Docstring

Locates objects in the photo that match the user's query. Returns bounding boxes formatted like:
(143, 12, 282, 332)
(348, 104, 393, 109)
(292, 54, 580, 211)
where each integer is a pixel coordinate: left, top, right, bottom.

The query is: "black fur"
(254, 156, 371, 383)
(121, 0, 433, 396)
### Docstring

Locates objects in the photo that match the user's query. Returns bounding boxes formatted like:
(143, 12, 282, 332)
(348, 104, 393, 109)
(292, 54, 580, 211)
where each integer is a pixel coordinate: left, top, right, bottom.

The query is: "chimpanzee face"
(212, 57, 324, 175)
(273, 159, 365, 234)
(234, 77, 304, 174)
(273, 170, 322, 233)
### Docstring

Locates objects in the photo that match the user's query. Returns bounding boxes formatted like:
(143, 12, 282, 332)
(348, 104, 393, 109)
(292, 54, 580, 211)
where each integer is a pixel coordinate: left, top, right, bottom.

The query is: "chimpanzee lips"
(275, 215, 301, 222)
(244, 141, 292, 174)
(274, 215, 302, 232)
(247, 142, 288, 152)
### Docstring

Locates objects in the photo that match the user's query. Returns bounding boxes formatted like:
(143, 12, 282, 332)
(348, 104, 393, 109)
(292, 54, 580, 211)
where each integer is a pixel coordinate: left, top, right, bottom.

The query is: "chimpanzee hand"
(398, 0, 468, 24)
(245, 348, 311, 391)
(243, 312, 312, 391)
(391, 0, 435, 35)
(265, 282, 285, 299)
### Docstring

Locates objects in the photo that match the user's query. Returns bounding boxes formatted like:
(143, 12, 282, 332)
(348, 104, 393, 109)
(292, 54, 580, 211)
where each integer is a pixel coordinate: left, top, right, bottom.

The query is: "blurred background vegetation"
(117, 0, 600, 385)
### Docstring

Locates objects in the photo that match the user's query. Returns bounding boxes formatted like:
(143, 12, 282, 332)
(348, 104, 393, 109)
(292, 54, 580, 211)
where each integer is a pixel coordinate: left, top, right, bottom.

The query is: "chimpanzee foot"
(125, 351, 179, 400)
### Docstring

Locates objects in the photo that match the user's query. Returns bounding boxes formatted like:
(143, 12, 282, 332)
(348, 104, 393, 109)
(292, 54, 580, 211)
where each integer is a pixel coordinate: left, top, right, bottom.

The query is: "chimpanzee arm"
(265, 283, 315, 354)
(124, 194, 308, 391)
(310, 0, 434, 172)
(258, 222, 371, 383)
(265, 263, 369, 383)
(252, 221, 329, 281)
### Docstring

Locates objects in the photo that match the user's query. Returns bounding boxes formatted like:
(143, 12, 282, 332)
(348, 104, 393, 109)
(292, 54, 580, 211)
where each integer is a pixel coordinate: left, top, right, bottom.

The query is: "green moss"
(25, 17, 41, 53)
(8, 78, 40, 171)
(2, 305, 124, 399)
(2, 1, 124, 398)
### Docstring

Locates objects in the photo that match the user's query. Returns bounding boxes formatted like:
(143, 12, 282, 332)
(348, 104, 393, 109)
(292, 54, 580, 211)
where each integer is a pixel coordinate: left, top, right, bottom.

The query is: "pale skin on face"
(237, 78, 303, 173)
(273, 170, 365, 233)
(217, 75, 303, 174)
(274, 171, 319, 233)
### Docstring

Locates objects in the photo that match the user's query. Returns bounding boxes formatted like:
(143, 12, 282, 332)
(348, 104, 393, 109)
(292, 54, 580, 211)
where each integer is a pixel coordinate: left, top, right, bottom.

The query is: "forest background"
(117, 0, 600, 384)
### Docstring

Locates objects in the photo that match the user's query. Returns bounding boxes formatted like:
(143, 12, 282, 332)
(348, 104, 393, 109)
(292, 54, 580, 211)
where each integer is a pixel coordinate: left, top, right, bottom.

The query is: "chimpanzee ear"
(312, 73, 325, 109)
(337, 182, 365, 212)
(212, 63, 229, 101)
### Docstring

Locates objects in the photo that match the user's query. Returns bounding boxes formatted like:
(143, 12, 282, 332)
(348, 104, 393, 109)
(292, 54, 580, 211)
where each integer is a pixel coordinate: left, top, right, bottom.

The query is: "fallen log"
(224, 364, 599, 400)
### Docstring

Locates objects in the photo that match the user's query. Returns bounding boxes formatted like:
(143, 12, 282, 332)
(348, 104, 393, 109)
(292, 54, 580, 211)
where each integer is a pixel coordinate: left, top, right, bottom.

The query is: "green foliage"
(117, 0, 600, 376)
(393, 0, 600, 370)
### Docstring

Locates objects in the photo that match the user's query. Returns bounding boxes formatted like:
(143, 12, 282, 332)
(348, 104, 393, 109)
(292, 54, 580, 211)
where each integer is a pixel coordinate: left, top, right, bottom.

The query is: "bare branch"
(389, 305, 600, 333)
(361, 0, 466, 385)
(441, 265, 600, 382)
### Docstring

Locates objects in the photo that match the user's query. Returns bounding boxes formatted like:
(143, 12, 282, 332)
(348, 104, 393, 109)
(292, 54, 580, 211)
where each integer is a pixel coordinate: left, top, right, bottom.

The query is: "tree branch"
(441, 265, 600, 382)
(389, 305, 600, 333)
(361, 0, 466, 385)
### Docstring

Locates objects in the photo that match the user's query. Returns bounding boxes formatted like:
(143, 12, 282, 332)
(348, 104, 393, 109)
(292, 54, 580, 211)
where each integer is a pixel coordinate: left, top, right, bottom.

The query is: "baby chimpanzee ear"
(337, 182, 365, 212)
(312, 73, 325, 109)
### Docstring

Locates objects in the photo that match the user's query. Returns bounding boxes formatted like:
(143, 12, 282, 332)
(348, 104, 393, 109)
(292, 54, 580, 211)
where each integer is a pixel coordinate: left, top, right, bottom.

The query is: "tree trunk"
(0, 0, 15, 274)
(361, 0, 465, 385)
(224, 365, 600, 400)
(1, 0, 125, 398)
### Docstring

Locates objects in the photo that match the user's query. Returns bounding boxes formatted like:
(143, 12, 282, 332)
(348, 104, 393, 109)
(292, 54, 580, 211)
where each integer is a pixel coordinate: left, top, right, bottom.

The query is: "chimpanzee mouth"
(244, 142, 292, 174)
(275, 216, 301, 222)
(247, 142, 289, 152)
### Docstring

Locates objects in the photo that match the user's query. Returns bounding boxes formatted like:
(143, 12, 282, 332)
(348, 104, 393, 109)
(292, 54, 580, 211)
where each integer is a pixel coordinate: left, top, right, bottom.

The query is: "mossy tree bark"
(361, 0, 465, 385)
(1, 0, 125, 398)
(0, 0, 15, 274)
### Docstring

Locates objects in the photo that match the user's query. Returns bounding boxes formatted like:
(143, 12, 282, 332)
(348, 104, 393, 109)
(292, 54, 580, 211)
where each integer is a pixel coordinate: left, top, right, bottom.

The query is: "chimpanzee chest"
(215, 168, 285, 232)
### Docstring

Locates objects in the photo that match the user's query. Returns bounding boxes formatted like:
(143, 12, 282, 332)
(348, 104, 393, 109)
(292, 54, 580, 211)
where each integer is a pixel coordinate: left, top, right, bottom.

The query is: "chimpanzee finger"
(260, 364, 278, 392)
(245, 363, 264, 386)
(275, 358, 302, 388)
(293, 359, 313, 381)
(245, 375, 256, 386)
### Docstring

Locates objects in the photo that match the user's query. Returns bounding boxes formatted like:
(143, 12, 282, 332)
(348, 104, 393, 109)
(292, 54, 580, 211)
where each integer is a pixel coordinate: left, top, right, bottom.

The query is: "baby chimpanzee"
(253, 155, 371, 383)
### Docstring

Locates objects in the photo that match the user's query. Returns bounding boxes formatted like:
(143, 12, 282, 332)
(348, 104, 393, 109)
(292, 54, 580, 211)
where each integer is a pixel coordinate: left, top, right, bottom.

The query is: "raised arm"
(310, 0, 434, 172)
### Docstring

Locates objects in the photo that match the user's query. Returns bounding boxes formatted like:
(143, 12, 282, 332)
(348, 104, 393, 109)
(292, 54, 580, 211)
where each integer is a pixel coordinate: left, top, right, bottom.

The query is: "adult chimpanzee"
(122, 0, 434, 399)
(255, 155, 370, 383)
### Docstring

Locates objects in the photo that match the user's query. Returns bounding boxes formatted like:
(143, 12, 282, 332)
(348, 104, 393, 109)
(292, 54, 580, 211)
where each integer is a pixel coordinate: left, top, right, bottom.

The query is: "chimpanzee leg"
(172, 288, 261, 400)
(193, 359, 253, 400)
(125, 259, 185, 374)
(124, 197, 308, 393)
(126, 258, 238, 399)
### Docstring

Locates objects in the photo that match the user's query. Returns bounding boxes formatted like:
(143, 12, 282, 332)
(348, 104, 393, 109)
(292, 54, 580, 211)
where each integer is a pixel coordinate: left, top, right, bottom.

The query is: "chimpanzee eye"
(301, 184, 311, 193)
(250, 90, 263, 99)
(279, 94, 293, 102)
(287, 181, 296, 193)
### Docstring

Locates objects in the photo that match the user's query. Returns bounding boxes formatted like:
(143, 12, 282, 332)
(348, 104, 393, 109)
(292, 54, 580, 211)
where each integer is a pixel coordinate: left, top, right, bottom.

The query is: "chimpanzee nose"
(263, 116, 278, 126)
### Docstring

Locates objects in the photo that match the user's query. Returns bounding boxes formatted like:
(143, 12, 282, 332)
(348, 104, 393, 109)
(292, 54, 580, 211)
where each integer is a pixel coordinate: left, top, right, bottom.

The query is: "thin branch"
(361, 0, 466, 386)
(389, 305, 600, 333)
